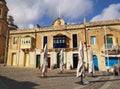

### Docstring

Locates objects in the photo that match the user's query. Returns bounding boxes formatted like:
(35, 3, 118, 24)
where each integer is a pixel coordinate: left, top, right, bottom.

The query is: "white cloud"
(6, 0, 45, 29)
(91, 3, 120, 22)
(6, 0, 93, 29)
(28, 24, 34, 29)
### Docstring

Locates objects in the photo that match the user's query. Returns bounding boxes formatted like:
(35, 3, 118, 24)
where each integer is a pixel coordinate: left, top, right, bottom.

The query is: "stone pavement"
(0, 65, 120, 89)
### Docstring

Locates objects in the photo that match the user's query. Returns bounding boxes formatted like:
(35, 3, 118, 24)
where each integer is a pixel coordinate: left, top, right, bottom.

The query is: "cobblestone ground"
(0, 65, 120, 89)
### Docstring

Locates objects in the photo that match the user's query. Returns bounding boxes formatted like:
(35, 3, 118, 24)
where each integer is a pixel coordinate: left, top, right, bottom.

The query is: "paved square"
(0, 65, 120, 89)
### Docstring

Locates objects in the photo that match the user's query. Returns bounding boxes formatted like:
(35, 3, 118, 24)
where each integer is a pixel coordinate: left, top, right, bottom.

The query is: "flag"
(76, 41, 84, 77)
(89, 47, 94, 74)
(59, 49, 64, 72)
(41, 44, 48, 76)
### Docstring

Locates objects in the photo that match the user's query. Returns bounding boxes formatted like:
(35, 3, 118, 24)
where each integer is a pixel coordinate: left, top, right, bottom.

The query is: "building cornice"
(9, 19, 120, 35)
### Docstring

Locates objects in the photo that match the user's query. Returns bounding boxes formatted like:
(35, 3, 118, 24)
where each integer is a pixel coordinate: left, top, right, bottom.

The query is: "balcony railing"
(20, 37, 32, 49)
(41, 48, 78, 52)
(105, 44, 112, 50)
(105, 44, 118, 50)
(105, 43, 119, 55)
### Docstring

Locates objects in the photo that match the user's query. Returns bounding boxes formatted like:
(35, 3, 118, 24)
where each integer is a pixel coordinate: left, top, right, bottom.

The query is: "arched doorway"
(93, 55, 99, 70)
(73, 54, 78, 68)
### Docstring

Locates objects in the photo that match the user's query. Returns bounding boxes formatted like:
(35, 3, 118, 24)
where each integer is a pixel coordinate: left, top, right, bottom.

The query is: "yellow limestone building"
(7, 17, 120, 71)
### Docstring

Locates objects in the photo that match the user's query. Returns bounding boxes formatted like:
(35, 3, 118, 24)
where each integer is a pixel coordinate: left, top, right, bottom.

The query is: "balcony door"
(105, 36, 113, 49)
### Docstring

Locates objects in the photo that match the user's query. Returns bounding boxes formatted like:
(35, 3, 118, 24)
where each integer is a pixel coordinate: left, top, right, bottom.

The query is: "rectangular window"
(13, 37, 17, 44)
(91, 36, 96, 45)
(43, 36, 47, 48)
(72, 34, 77, 48)
(105, 36, 113, 49)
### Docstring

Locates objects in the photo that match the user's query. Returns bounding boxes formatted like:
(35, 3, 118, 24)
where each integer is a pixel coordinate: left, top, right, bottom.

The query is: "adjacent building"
(0, 0, 8, 63)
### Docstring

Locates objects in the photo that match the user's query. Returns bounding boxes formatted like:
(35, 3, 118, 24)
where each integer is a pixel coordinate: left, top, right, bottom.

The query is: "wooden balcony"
(105, 50, 120, 55)
(20, 37, 32, 49)
(41, 48, 78, 52)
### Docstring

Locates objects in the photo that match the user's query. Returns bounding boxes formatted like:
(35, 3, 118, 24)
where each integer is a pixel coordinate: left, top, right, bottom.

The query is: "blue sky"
(6, 0, 120, 29)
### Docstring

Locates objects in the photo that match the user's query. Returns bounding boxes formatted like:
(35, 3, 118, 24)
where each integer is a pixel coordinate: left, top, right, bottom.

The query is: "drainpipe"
(4, 27, 9, 66)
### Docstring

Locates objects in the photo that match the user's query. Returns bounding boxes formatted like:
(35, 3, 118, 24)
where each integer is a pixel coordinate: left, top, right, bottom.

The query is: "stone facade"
(0, 0, 8, 63)
(1, 0, 120, 71)
(6, 17, 120, 71)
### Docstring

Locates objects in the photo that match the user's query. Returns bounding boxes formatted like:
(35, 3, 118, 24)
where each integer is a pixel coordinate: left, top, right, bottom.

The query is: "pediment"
(52, 18, 66, 30)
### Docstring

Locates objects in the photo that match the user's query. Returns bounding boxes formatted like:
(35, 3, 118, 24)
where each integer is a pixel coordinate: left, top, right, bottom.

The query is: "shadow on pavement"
(38, 74, 74, 78)
(90, 78, 120, 83)
(0, 75, 38, 89)
(75, 81, 84, 85)
(38, 71, 76, 78)
(59, 71, 76, 74)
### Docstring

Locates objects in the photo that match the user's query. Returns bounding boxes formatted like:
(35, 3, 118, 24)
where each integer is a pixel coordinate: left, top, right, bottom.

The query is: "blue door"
(105, 57, 118, 67)
(73, 54, 78, 68)
(93, 55, 99, 70)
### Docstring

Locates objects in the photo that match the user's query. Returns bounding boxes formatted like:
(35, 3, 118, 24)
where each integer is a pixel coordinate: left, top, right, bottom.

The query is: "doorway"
(57, 53, 60, 68)
(73, 54, 78, 68)
(24, 53, 29, 67)
(12, 53, 17, 66)
(93, 55, 99, 70)
(48, 57, 51, 68)
(36, 55, 40, 68)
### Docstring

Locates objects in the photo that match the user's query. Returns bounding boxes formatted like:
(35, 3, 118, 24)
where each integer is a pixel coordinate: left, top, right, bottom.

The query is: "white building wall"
(29, 52, 35, 67)
(64, 52, 67, 67)
(41, 52, 44, 66)
(50, 52, 57, 66)
(66, 51, 73, 69)
(35, 49, 41, 54)
(19, 51, 24, 66)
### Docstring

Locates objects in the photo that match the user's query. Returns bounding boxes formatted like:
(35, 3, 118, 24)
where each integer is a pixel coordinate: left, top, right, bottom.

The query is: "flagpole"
(58, 0, 61, 18)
